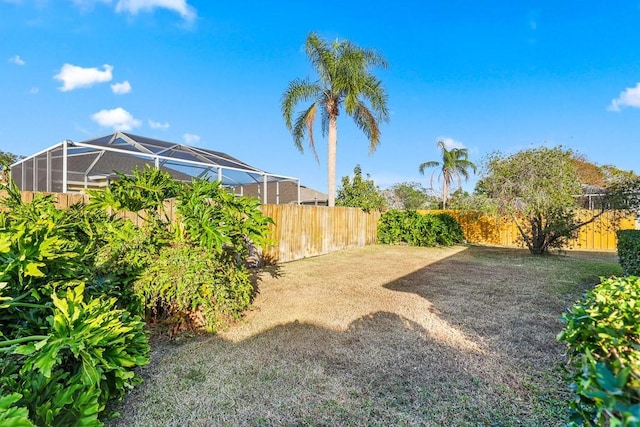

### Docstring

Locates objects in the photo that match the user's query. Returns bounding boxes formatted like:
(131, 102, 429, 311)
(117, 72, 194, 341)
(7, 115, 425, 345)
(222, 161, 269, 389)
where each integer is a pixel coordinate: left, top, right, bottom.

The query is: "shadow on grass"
(109, 245, 620, 426)
(110, 311, 547, 427)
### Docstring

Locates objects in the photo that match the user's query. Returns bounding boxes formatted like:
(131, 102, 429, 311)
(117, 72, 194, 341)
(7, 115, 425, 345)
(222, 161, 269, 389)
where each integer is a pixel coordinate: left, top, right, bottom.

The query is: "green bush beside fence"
(617, 229, 640, 276)
(377, 210, 465, 247)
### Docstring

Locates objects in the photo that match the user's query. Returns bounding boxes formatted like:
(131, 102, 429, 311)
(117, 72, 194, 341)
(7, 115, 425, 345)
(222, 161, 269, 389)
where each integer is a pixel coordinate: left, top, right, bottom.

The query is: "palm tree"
(281, 32, 389, 207)
(419, 141, 476, 209)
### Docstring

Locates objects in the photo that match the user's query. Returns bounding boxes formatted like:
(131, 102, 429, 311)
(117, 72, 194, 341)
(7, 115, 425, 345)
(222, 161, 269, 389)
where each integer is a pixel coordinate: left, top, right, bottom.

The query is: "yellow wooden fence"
(420, 210, 636, 251)
(4, 192, 636, 261)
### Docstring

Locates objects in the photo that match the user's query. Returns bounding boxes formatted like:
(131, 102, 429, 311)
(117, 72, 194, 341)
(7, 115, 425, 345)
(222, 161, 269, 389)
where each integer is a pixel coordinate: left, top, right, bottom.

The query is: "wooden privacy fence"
(6, 191, 381, 262)
(5, 192, 637, 261)
(259, 205, 381, 263)
(420, 210, 636, 251)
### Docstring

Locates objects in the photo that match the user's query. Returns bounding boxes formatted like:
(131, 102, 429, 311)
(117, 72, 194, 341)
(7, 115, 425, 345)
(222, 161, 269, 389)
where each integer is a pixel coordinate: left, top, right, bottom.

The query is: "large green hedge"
(617, 229, 640, 276)
(377, 210, 465, 246)
(0, 166, 274, 424)
(558, 276, 640, 426)
(0, 186, 150, 426)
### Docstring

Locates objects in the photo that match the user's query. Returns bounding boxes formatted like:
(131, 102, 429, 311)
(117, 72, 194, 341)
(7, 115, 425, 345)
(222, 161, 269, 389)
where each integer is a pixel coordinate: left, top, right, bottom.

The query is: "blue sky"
(2, 1, 639, 194)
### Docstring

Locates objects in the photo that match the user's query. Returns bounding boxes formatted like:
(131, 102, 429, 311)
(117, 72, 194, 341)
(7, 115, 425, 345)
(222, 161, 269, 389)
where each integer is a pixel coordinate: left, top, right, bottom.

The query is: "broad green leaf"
(23, 262, 45, 278)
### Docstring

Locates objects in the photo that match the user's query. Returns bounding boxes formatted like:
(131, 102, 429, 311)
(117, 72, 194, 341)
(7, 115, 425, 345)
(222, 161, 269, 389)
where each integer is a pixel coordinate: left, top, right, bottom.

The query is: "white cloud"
(55, 63, 113, 92)
(608, 82, 640, 112)
(183, 133, 200, 144)
(91, 107, 141, 131)
(9, 55, 25, 65)
(438, 137, 466, 150)
(115, 0, 196, 21)
(29, 87, 39, 94)
(111, 80, 131, 94)
(149, 119, 169, 129)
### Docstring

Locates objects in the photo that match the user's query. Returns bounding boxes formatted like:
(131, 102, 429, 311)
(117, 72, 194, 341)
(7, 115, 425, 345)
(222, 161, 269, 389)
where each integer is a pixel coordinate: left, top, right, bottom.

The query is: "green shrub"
(176, 178, 274, 262)
(0, 393, 33, 426)
(377, 210, 465, 247)
(557, 276, 640, 426)
(617, 230, 640, 276)
(0, 283, 149, 426)
(0, 182, 150, 426)
(133, 244, 254, 333)
(434, 213, 466, 246)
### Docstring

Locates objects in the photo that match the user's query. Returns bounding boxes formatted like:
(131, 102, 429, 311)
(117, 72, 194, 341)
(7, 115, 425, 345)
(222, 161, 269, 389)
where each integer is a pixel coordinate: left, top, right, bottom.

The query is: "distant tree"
(419, 141, 476, 209)
(608, 176, 640, 215)
(571, 155, 606, 187)
(281, 32, 389, 207)
(336, 165, 386, 212)
(479, 146, 615, 255)
(0, 150, 21, 184)
(385, 182, 435, 210)
(600, 164, 639, 185)
(0, 150, 19, 166)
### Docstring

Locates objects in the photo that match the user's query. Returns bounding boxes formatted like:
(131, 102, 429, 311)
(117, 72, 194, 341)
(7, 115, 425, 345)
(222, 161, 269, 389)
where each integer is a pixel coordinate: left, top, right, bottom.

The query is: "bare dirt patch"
(109, 245, 621, 426)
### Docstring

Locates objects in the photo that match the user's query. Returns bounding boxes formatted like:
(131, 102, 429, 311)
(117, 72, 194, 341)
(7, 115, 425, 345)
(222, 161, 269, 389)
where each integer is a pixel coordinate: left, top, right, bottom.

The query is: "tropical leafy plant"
(133, 244, 253, 333)
(1, 283, 149, 426)
(176, 178, 274, 262)
(85, 169, 271, 331)
(558, 276, 640, 426)
(0, 392, 34, 426)
(87, 165, 180, 224)
(281, 32, 389, 206)
(0, 181, 150, 426)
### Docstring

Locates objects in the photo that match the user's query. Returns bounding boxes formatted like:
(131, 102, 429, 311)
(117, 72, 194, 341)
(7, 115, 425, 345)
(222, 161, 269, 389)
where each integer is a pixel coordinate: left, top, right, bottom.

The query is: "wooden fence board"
(258, 205, 381, 262)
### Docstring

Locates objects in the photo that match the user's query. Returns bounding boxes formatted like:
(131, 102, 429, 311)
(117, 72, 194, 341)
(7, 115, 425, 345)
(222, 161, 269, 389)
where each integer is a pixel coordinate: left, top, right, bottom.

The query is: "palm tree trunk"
(442, 178, 448, 210)
(327, 115, 338, 207)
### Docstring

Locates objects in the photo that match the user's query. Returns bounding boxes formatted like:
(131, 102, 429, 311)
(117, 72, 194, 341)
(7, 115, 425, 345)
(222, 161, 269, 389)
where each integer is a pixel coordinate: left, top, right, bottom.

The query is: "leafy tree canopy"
(336, 165, 386, 212)
(0, 150, 22, 183)
(383, 181, 436, 210)
(479, 146, 606, 254)
(570, 154, 638, 188)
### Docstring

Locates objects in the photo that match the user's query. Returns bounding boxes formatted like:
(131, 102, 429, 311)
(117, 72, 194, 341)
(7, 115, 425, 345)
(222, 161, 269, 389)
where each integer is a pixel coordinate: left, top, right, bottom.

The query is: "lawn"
(108, 245, 621, 426)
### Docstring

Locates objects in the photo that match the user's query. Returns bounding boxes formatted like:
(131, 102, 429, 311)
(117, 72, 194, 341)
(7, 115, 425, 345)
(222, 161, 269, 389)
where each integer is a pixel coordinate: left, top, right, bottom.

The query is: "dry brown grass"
(108, 245, 621, 426)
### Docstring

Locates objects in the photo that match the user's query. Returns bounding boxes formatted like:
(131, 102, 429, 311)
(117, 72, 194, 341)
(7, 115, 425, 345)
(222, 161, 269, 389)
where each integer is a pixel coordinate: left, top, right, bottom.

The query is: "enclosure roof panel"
(78, 132, 262, 173)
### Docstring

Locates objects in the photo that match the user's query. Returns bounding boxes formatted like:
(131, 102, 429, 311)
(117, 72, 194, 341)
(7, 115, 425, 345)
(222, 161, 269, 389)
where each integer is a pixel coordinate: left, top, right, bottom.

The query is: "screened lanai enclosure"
(11, 132, 300, 204)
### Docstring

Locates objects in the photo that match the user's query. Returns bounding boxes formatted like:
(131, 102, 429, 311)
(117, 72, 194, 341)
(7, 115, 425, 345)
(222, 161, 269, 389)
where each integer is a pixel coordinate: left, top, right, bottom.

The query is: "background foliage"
(381, 181, 437, 210)
(336, 165, 386, 212)
(478, 147, 596, 254)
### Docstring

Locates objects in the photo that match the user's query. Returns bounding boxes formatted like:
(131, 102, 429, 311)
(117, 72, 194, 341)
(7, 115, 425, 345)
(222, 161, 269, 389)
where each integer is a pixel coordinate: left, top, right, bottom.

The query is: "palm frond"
(306, 32, 334, 87)
(292, 103, 319, 162)
(281, 78, 323, 129)
(419, 161, 440, 175)
(360, 75, 389, 123)
(351, 102, 381, 152)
